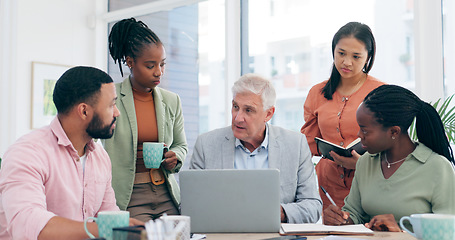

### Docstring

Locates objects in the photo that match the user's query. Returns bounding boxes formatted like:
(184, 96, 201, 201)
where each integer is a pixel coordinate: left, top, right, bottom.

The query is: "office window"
(103, 0, 427, 159)
(443, 0, 455, 97)
(197, 0, 227, 133)
(106, 0, 225, 161)
(108, 0, 159, 11)
(246, 0, 415, 131)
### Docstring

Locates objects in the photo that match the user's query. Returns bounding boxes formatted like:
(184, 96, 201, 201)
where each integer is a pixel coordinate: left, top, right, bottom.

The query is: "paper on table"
(190, 233, 206, 240)
(315, 236, 371, 240)
(280, 224, 374, 236)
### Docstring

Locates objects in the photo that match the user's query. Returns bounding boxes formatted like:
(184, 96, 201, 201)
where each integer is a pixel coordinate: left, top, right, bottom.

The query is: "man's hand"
(330, 150, 361, 169)
(129, 218, 145, 226)
(161, 150, 178, 170)
(323, 205, 351, 225)
(365, 214, 401, 232)
(280, 206, 287, 223)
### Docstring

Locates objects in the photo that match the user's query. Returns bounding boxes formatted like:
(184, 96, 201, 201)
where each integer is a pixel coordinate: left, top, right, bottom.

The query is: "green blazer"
(102, 78, 188, 210)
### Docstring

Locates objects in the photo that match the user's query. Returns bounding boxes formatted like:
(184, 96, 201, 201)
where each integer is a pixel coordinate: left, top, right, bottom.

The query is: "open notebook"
(280, 224, 374, 236)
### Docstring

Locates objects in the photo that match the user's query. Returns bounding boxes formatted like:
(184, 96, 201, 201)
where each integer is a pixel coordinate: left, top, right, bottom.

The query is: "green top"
(343, 143, 455, 225)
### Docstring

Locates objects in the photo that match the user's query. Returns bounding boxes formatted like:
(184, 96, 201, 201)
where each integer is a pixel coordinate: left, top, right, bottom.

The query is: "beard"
(86, 113, 116, 139)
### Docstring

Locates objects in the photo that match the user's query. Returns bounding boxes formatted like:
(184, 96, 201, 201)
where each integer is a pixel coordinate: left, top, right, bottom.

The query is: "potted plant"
(409, 94, 455, 144)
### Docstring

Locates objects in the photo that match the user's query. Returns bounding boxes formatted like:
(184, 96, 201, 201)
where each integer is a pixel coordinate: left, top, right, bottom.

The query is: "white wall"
(0, 0, 17, 157)
(0, 0, 98, 155)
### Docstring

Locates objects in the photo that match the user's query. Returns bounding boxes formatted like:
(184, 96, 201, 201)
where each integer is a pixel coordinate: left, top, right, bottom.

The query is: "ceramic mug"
(420, 214, 455, 240)
(84, 211, 130, 240)
(143, 142, 167, 169)
(400, 213, 426, 239)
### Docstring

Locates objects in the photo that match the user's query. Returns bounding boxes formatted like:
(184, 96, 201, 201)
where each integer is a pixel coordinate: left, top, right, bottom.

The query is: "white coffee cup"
(400, 213, 426, 239)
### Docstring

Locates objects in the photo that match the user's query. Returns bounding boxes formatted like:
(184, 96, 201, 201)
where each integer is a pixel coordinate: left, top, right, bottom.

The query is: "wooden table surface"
(203, 231, 417, 240)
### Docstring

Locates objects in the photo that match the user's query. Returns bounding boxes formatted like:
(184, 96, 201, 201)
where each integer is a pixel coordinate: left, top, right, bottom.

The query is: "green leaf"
(409, 94, 455, 144)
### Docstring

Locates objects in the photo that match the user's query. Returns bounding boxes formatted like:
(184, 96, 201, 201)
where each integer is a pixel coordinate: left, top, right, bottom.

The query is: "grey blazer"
(189, 124, 322, 223)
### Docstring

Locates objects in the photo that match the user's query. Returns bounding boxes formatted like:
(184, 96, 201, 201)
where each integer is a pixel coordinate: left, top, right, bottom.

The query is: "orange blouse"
(301, 75, 384, 210)
(132, 88, 159, 173)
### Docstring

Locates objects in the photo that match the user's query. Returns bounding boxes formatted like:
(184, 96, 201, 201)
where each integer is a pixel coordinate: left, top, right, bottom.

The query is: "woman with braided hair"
(324, 85, 455, 231)
(102, 17, 188, 222)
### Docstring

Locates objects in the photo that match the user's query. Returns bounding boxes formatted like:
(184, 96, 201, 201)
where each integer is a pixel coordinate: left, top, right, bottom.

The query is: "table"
(204, 232, 417, 240)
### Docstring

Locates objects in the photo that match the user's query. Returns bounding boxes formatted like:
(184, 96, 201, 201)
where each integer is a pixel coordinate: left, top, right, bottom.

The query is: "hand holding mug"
(143, 142, 168, 169)
(84, 211, 129, 240)
(162, 150, 178, 170)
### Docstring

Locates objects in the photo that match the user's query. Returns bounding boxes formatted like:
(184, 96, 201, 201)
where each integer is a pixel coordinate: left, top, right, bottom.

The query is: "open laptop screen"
(180, 169, 281, 233)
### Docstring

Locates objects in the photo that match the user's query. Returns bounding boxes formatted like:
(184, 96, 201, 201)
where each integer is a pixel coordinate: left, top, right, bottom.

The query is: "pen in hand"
(320, 185, 349, 224)
(320, 186, 337, 206)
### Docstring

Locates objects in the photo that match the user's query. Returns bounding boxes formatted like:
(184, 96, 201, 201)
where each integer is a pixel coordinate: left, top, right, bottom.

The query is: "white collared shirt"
(234, 124, 269, 169)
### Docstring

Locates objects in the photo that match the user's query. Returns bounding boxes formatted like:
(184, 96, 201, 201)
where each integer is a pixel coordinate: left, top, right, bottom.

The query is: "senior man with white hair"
(190, 73, 322, 223)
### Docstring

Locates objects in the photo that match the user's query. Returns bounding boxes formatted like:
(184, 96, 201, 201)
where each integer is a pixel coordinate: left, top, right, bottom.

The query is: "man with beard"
(0, 66, 142, 240)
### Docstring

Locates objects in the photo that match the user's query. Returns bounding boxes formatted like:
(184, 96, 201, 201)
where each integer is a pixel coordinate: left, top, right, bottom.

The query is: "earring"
(392, 136, 396, 140)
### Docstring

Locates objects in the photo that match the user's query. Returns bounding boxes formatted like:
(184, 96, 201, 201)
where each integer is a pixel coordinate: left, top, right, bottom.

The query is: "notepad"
(280, 224, 374, 236)
(315, 137, 366, 161)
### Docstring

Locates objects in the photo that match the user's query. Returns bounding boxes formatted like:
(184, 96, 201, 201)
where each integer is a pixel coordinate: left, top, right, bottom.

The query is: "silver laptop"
(179, 169, 281, 233)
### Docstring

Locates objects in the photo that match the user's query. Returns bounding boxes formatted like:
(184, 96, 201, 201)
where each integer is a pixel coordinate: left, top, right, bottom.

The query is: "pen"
(320, 186, 337, 206)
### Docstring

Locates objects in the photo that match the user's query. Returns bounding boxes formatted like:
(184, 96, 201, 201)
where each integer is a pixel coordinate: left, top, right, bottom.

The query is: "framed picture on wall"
(31, 62, 71, 129)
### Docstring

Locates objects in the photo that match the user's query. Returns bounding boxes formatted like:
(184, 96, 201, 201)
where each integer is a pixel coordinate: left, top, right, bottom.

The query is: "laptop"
(179, 169, 281, 233)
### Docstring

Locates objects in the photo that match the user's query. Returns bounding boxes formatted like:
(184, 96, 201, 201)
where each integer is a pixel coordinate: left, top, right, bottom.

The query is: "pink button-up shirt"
(0, 117, 119, 240)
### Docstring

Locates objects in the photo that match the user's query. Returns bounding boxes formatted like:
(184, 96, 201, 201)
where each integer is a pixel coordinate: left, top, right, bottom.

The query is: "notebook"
(280, 224, 374, 236)
(179, 169, 281, 233)
(315, 137, 366, 161)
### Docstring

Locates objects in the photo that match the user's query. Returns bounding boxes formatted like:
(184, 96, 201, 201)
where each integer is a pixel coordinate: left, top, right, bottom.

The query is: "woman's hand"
(323, 205, 351, 225)
(365, 214, 401, 232)
(161, 150, 178, 170)
(330, 150, 361, 169)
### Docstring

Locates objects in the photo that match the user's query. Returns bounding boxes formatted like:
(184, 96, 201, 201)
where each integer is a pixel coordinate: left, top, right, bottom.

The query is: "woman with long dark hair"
(324, 85, 455, 231)
(301, 22, 384, 210)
